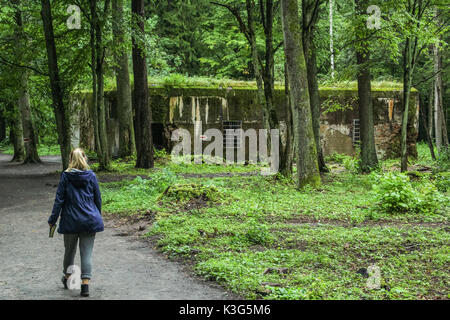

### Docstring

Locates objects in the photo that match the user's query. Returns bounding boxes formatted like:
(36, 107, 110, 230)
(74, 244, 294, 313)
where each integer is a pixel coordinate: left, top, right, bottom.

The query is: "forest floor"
(0, 153, 234, 300)
(94, 145, 449, 300)
(1, 144, 448, 300)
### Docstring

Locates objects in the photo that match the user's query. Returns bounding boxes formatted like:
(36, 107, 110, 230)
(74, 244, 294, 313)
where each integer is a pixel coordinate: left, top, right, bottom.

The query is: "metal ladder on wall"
(353, 119, 360, 145)
(223, 120, 242, 149)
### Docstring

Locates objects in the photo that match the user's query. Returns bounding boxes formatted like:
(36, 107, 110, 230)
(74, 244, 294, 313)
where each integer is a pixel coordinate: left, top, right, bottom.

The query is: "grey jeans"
(63, 233, 96, 280)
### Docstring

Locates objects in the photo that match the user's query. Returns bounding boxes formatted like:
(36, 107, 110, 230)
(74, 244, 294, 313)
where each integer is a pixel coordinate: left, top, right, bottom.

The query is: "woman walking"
(48, 148, 104, 297)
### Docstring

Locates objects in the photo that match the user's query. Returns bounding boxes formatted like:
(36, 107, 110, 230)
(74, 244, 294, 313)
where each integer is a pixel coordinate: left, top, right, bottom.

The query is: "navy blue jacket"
(49, 169, 104, 234)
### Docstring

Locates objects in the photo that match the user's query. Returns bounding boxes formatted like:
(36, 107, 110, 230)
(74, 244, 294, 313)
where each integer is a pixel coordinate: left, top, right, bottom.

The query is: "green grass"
(99, 145, 449, 300)
(92, 154, 261, 177)
(0, 144, 60, 156)
(76, 75, 410, 93)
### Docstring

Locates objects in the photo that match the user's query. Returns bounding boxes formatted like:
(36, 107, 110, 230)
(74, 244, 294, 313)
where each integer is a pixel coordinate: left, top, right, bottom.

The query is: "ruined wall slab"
(73, 86, 419, 159)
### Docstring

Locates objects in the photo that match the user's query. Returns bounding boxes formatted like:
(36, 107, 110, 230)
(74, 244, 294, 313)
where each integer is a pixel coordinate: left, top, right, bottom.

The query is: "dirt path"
(0, 153, 233, 300)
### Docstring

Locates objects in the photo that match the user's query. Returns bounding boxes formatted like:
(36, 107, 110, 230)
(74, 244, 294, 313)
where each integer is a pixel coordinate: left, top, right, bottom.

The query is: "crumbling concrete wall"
(72, 85, 419, 160)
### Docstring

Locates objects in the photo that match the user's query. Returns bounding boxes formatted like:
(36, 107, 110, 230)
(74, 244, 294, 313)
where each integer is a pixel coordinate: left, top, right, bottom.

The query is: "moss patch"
(159, 183, 225, 205)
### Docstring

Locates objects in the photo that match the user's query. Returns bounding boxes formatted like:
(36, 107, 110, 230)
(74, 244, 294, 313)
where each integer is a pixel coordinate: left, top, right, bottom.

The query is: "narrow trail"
(0, 153, 233, 300)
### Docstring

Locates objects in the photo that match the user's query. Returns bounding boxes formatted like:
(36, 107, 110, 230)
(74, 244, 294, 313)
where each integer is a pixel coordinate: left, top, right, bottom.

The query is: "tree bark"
(90, 0, 110, 170)
(261, 0, 278, 130)
(245, 0, 271, 132)
(17, 71, 41, 163)
(401, 0, 430, 171)
(356, 49, 378, 172)
(112, 0, 135, 158)
(329, 0, 335, 79)
(427, 79, 434, 140)
(401, 38, 413, 172)
(279, 61, 293, 177)
(0, 111, 5, 142)
(40, 0, 71, 170)
(13, 0, 40, 164)
(281, 0, 321, 188)
(420, 101, 436, 160)
(132, 0, 154, 169)
(433, 40, 448, 149)
(302, 0, 328, 173)
(355, 0, 378, 173)
(6, 103, 24, 162)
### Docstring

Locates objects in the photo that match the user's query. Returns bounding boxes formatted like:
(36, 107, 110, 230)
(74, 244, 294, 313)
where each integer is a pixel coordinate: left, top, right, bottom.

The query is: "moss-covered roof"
(76, 77, 417, 93)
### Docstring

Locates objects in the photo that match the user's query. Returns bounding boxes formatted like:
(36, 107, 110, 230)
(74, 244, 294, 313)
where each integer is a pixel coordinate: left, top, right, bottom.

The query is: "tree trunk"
(281, 0, 321, 188)
(132, 0, 154, 169)
(420, 101, 436, 160)
(427, 79, 434, 140)
(261, 0, 278, 130)
(433, 44, 442, 149)
(356, 50, 378, 172)
(0, 112, 5, 142)
(6, 103, 24, 162)
(90, 0, 110, 170)
(40, 0, 71, 170)
(401, 38, 413, 172)
(329, 0, 335, 79)
(279, 61, 293, 177)
(13, 0, 40, 164)
(302, 0, 328, 173)
(246, 0, 270, 133)
(17, 71, 41, 163)
(213, 1, 290, 173)
(433, 41, 448, 149)
(355, 0, 378, 173)
(89, 6, 100, 156)
(112, 0, 135, 158)
(438, 100, 449, 149)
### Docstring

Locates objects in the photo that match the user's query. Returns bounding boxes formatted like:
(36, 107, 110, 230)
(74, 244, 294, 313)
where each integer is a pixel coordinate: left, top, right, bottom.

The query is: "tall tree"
(16, 71, 40, 163)
(132, 0, 154, 169)
(302, 0, 328, 173)
(279, 60, 293, 177)
(432, 10, 448, 151)
(399, 0, 432, 172)
(112, 0, 135, 158)
(5, 103, 24, 162)
(0, 111, 5, 142)
(281, 0, 321, 188)
(89, 0, 110, 170)
(427, 78, 434, 140)
(355, 0, 378, 172)
(40, 0, 72, 170)
(212, 0, 292, 176)
(13, 0, 40, 164)
(329, 0, 335, 79)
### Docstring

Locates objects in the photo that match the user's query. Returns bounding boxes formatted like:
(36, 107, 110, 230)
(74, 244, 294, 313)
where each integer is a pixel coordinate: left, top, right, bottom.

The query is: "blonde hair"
(66, 148, 90, 172)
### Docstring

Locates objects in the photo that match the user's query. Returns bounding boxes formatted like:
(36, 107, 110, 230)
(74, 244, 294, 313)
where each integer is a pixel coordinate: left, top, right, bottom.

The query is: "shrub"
(154, 147, 169, 160)
(159, 183, 223, 203)
(244, 219, 273, 245)
(325, 152, 359, 173)
(436, 146, 450, 172)
(371, 172, 417, 214)
(414, 182, 445, 214)
(125, 168, 176, 195)
(370, 172, 445, 215)
(434, 172, 450, 193)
